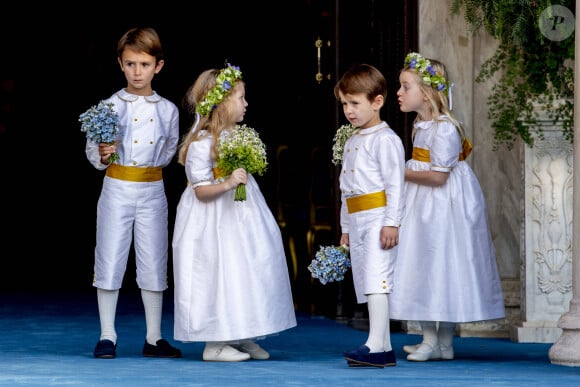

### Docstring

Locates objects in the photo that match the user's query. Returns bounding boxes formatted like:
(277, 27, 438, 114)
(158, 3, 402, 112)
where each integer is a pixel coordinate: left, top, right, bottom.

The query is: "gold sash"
(105, 164, 162, 182)
(411, 147, 430, 162)
(212, 167, 224, 179)
(346, 191, 387, 214)
(412, 138, 473, 162)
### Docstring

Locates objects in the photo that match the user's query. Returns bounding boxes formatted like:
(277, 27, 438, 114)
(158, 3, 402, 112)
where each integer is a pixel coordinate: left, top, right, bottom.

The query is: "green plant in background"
(451, 0, 574, 150)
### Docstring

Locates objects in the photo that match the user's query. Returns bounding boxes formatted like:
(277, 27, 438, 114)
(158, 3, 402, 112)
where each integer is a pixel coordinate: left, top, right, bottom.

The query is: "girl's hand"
(226, 168, 247, 190)
(194, 167, 247, 202)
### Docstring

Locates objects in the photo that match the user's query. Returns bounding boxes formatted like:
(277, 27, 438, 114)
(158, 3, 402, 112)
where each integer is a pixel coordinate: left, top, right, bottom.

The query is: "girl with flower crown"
(335, 64, 406, 368)
(389, 52, 505, 362)
(172, 64, 297, 362)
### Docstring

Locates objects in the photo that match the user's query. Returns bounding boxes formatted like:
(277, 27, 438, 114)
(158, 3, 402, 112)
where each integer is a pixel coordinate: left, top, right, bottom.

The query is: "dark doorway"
(271, 1, 418, 318)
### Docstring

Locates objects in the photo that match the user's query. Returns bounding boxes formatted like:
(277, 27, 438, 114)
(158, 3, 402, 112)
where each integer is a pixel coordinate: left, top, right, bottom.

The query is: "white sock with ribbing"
(97, 288, 119, 343)
(364, 293, 390, 352)
(141, 289, 163, 345)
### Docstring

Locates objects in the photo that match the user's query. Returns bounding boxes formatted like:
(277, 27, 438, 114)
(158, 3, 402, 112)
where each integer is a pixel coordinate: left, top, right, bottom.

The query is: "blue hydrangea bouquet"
(308, 245, 351, 285)
(79, 101, 121, 164)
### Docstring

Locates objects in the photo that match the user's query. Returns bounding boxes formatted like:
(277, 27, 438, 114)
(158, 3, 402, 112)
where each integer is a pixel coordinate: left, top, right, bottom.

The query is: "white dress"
(172, 131, 297, 342)
(389, 117, 505, 323)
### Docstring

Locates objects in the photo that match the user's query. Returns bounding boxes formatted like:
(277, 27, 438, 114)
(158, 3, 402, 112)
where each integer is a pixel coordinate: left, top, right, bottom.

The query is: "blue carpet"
(1, 291, 579, 386)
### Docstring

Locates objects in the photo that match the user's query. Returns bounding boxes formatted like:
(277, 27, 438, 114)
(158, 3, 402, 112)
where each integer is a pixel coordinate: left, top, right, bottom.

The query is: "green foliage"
(451, 0, 574, 150)
(331, 124, 358, 165)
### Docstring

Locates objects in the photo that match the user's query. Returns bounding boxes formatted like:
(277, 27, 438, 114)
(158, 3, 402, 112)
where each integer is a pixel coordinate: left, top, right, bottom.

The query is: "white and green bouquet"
(331, 123, 358, 165)
(217, 124, 268, 201)
(79, 101, 121, 164)
(308, 245, 351, 285)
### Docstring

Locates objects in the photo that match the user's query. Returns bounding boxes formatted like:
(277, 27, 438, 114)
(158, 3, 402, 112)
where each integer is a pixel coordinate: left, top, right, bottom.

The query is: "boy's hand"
(380, 226, 399, 249)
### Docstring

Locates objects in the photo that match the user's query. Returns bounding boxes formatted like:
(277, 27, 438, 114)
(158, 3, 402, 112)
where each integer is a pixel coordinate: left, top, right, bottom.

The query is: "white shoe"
(403, 344, 420, 354)
(232, 342, 270, 360)
(203, 344, 251, 362)
(439, 344, 454, 360)
(406, 343, 442, 362)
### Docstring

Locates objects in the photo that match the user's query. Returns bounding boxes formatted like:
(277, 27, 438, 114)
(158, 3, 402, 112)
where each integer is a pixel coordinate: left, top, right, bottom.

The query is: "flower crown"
(404, 52, 449, 94)
(196, 63, 243, 117)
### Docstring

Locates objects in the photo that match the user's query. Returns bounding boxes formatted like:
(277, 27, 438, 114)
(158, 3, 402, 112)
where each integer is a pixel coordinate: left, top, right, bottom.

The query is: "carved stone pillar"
(548, 3, 580, 363)
(510, 113, 574, 343)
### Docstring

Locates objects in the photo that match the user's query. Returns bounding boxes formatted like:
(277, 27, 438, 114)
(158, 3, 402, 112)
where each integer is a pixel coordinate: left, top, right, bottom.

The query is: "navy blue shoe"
(143, 339, 182, 358)
(94, 339, 116, 359)
(344, 345, 396, 368)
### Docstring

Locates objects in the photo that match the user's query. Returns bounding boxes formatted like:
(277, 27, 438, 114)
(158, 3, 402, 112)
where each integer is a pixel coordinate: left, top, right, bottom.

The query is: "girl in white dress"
(172, 64, 297, 362)
(390, 52, 505, 362)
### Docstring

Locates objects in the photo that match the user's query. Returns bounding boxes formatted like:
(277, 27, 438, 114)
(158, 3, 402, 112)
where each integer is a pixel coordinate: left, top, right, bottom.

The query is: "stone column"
(548, 0, 580, 366)
(509, 110, 574, 343)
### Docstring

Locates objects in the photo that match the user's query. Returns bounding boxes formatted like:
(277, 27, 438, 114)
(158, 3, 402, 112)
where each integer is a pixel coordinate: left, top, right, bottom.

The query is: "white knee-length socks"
(97, 288, 119, 343)
(97, 288, 164, 345)
(364, 293, 392, 353)
(142, 289, 163, 345)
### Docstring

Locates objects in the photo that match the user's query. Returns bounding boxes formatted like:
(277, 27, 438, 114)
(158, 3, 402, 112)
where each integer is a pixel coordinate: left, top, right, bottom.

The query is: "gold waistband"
(105, 164, 162, 182)
(346, 191, 387, 214)
(412, 138, 473, 162)
(212, 167, 224, 179)
(411, 147, 430, 162)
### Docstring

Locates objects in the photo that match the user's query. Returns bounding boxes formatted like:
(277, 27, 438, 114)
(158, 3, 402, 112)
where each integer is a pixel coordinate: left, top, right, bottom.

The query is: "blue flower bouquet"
(79, 101, 121, 164)
(308, 245, 351, 285)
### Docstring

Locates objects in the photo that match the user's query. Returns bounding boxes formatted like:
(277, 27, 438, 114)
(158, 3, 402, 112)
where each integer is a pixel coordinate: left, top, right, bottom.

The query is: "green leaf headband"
(404, 52, 449, 94)
(196, 63, 243, 117)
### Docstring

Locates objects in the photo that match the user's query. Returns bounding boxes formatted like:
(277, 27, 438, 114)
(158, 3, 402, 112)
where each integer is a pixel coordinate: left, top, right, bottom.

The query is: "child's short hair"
(117, 27, 164, 63)
(334, 64, 387, 102)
